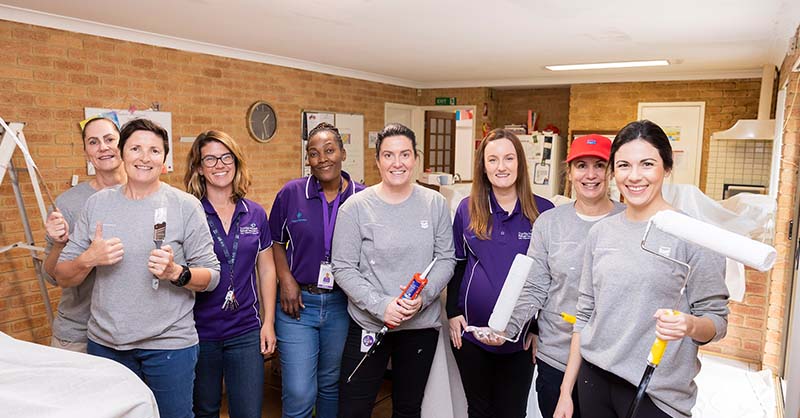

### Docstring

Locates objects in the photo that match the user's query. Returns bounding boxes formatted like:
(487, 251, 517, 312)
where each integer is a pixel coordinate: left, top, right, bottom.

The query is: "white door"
(638, 102, 705, 187)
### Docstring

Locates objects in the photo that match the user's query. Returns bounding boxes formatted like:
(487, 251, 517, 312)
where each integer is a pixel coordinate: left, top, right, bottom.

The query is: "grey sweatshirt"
(507, 201, 625, 371)
(574, 212, 729, 418)
(59, 183, 220, 350)
(43, 182, 97, 343)
(332, 185, 456, 332)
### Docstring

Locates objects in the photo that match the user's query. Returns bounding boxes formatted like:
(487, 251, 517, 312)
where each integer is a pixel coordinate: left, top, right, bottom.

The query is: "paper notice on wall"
(368, 131, 378, 148)
(664, 126, 682, 142)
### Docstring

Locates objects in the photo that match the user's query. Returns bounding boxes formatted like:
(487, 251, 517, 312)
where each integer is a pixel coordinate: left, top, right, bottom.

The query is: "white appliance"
(519, 133, 565, 198)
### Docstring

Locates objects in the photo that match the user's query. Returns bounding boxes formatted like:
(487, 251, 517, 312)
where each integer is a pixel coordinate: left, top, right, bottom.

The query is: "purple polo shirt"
(453, 191, 554, 353)
(195, 197, 272, 341)
(269, 171, 365, 285)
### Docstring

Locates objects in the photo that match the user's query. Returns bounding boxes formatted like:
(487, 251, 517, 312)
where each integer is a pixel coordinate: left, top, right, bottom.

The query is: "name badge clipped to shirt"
(317, 262, 335, 290)
(360, 329, 376, 353)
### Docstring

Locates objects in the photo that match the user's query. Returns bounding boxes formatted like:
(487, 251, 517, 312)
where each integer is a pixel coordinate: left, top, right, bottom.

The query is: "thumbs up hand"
(85, 222, 124, 267)
(46, 208, 69, 244)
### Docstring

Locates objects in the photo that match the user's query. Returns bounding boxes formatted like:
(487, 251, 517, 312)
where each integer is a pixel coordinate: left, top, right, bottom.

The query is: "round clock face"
(247, 101, 277, 143)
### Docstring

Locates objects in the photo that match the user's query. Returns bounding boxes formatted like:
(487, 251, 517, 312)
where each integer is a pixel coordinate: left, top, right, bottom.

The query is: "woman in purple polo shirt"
(184, 130, 278, 418)
(447, 128, 554, 418)
(268, 122, 365, 418)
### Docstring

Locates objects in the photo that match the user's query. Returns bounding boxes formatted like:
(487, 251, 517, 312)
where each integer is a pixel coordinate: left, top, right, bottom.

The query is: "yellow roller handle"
(560, 312, 577, 324)
(647, 309, 679, 366)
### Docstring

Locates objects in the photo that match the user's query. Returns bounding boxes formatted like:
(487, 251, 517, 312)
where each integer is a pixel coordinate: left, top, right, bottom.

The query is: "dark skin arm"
(272, 244, 304, 319)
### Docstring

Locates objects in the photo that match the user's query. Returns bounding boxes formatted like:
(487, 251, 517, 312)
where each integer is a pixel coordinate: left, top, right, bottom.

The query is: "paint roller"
(626, 210, 777, 418)
(466, 253, 576, 343)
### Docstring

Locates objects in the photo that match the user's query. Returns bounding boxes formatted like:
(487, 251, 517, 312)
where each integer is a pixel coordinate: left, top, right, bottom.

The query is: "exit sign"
(435, 97, 457, 105)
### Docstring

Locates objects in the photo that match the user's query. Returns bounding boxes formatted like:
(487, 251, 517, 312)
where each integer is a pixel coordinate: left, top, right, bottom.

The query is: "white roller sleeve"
(650, 210, 776, 272)
(488, 253, 534, 331)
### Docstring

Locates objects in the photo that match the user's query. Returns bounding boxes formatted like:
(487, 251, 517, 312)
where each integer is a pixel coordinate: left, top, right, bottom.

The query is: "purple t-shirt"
(194, 197, 272, 341)
(269, 172, 365, 285)
(453, 191, 554, 353)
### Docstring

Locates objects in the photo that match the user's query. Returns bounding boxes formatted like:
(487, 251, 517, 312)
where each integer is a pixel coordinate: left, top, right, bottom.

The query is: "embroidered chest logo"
(420, 220, 429, 229)
(239, 223, 259, 235)
(291, 211, 307, 223)
(518, 231, 532, 240)
(658, 246, 672, 257)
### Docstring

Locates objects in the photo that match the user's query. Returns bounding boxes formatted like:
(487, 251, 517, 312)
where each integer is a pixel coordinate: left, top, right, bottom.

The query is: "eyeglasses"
(201, 153, 235, 167)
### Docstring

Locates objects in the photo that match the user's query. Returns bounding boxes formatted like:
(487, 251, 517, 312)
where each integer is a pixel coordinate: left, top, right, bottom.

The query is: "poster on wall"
(663, 126, 682, 142)
(84, 107, 174, 174)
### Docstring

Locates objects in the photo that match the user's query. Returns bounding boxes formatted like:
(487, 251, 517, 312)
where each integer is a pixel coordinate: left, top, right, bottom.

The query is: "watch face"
(248, 102, 277, 143)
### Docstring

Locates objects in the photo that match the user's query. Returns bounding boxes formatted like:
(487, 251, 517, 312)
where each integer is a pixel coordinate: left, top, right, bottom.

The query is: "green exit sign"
(435, 97, 457, 105)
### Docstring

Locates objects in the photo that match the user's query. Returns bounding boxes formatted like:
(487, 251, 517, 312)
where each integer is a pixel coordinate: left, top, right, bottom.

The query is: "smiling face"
(83, 119, 122, 174)
(613, 139, 670, 217)
(483, 138, 518, 193)
(307, 131, 345, 184)
(376, 135, 416, 189)
(199, 140, 236, 192)
(570, 156, 609, 203)
(122, 130, 165, 188)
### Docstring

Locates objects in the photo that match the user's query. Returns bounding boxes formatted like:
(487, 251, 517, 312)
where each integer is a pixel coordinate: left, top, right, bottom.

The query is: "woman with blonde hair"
(447, 128, 554, 417)
(185, 130, 277, 418)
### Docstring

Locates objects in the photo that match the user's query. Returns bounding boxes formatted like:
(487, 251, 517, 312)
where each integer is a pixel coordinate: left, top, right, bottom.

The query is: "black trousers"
(577, 360, 671, 418)
(451, 338, 534, 418)
(338, 318, 438, 418)
(536, 359, 581, 418)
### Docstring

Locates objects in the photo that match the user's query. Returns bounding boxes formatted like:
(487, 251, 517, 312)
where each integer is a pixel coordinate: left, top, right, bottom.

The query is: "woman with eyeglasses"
(185, 130, 277, 418)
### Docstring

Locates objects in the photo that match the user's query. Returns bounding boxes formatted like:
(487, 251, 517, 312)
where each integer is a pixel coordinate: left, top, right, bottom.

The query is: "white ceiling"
(2, 0, 800, 88)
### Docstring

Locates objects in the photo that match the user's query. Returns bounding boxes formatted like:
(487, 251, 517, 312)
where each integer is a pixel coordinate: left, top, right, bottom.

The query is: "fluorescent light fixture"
(545, 60, 670, 71)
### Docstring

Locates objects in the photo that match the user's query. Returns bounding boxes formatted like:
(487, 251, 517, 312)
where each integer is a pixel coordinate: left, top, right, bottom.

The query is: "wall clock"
(247, 101, 277, 143)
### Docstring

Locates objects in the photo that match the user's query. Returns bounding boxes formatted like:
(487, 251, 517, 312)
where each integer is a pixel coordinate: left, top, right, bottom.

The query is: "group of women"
(44, 114, 728, 418)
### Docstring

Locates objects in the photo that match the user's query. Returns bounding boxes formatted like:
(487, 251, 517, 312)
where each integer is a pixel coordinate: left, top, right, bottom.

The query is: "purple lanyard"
(319, 179, 343, 262)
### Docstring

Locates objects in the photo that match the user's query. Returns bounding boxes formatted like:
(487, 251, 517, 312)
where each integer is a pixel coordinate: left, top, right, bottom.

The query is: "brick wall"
(495, 87, 570, 135)
(0, 20, 418, 343)
(569, 79, 762, 193)
(569, 79, 768, 363)
(762, 38, 800, 373)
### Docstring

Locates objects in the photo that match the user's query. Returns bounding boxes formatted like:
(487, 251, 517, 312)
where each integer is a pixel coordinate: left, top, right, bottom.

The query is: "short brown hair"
(184, 130, 251, 202)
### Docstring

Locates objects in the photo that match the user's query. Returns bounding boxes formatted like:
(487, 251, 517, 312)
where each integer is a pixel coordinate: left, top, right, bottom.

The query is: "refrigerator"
(519, 133, 566, 198)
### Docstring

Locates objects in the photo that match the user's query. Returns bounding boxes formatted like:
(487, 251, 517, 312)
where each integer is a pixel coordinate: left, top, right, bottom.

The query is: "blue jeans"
(194, 329, 264, 418)
(275, 289, 349, 418)
(88, 340, 198, 418)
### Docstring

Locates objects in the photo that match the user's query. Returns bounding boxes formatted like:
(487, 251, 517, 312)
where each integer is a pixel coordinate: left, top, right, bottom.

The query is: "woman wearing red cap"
(499, 133, 623, 418)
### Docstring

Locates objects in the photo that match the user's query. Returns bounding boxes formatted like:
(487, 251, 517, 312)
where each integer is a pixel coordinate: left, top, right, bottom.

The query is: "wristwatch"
(171, 265, 192, 287)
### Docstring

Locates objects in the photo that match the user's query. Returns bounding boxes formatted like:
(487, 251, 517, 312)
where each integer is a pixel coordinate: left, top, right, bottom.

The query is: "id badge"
(360, 329, 376, 353)
(317, 262, 334, 289)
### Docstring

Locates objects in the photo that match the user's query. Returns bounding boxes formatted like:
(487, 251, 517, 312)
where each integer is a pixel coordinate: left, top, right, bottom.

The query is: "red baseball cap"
(566, 134, 612, 163)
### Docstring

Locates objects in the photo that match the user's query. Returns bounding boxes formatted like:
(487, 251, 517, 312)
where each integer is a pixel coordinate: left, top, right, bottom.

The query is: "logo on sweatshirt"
(239, 223, 259, 235)
(420, 220, 429, 229)
(291, 211, 307, 223)
(518, 231, 532, 240)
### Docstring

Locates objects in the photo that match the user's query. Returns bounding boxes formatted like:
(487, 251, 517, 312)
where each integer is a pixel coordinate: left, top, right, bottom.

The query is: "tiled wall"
(705, 139, 773, 200)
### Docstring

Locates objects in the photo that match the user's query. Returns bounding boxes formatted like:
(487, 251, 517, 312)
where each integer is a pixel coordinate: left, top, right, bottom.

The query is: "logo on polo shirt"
(291, 211, 307, 223)
(518, 231, 531, 240)
(239, 223, 259, 235)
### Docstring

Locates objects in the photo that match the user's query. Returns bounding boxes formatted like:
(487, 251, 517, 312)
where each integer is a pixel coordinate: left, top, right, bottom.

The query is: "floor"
(220, 354, 776, 418)
(220, 358, 394, 418)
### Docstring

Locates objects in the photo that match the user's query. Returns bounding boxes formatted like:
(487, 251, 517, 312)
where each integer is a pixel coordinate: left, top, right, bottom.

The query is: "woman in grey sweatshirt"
(504, 133, 624, 418)
(556, 120, 729, 418)
(332, 123, 455, 418)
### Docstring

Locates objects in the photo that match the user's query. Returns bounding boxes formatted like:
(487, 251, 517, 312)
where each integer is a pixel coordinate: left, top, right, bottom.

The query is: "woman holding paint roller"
(331, 123, 455, 418)
(447, 128, 554, 418)
(496, 133, 625, 418)
(554, 120, 729, 418)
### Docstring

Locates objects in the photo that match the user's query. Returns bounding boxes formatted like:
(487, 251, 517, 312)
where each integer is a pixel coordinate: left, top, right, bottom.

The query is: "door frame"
(637, 101, 706, 187)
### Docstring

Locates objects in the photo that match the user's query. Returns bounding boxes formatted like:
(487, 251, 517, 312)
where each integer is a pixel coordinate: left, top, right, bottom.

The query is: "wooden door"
(424, 111, 456, 174)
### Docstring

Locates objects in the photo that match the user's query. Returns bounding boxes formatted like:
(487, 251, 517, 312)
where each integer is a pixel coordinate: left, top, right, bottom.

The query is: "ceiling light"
(545, 60, 670, 71)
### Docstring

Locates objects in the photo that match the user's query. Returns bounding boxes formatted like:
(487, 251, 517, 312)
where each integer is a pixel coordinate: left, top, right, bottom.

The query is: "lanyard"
(207, 208, 243, 289)
(319, 178, 343, 262)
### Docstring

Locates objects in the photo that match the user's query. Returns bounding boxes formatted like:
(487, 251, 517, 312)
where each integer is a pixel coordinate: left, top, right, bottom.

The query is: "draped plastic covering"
(0, 332, 159, 418)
